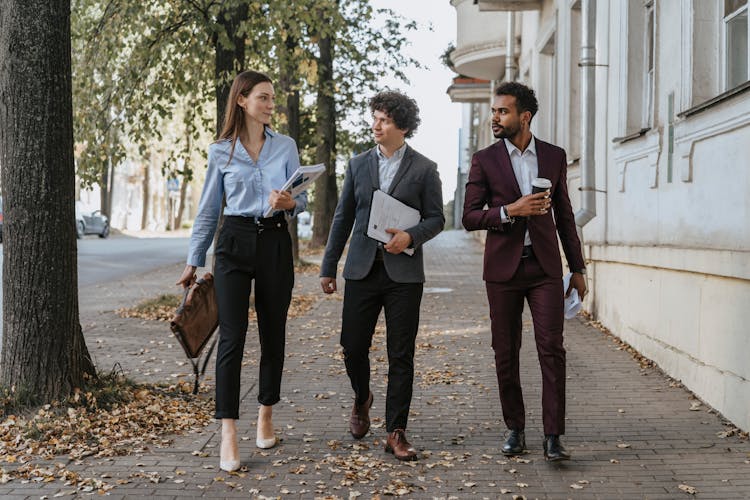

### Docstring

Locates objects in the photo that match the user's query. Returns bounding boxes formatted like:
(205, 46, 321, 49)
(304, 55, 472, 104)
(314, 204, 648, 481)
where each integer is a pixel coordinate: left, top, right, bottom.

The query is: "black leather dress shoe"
(543, 435, 571, 461)
(501, 429, 526, 456)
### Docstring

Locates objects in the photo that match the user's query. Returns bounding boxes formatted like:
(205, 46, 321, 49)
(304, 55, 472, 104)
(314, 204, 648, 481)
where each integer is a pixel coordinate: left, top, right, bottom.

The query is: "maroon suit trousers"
(485, 252, 566, 435)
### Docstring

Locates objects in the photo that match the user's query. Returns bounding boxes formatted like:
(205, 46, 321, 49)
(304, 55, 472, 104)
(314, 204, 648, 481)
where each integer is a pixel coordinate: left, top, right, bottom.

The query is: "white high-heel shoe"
(256, 431, 278, 449)
(220, 458, 241, 472)
(256, 406, 278, 449)
(220, 431, 240, 471)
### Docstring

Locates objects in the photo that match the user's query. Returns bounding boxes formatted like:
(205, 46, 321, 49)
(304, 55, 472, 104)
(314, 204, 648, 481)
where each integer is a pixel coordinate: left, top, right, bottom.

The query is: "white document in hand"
(263, 163, 326, 217)
(367, 189, 421, 256)
(562, 273, 582, 319)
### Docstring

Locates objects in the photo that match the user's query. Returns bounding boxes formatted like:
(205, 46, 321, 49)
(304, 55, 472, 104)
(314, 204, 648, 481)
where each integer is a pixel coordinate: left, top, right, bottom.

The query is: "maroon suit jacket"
(462, 137, 585, 282)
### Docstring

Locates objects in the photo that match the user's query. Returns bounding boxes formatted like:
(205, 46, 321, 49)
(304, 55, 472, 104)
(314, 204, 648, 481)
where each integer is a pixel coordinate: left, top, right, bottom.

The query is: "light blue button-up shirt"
(187, 128, 307, 267)
(376, 143, 407, 193)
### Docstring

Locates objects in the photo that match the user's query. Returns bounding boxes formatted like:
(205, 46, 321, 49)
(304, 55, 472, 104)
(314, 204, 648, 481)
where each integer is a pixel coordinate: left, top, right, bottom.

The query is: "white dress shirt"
(501, 137, 538, 246)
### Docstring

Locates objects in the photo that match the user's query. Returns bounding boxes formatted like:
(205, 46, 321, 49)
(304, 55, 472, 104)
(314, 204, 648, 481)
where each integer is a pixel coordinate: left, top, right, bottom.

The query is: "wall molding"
(589, 243, 750, 280)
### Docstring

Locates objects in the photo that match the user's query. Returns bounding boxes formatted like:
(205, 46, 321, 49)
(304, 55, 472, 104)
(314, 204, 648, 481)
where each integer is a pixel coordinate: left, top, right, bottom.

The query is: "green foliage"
(71, 0, 419, 200)
(441, 42, 456, 71)
(71, 0, 252, 187)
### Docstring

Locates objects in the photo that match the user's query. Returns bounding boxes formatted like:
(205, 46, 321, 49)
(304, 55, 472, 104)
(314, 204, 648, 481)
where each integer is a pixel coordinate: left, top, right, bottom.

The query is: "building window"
(642, 1, 655, 128)
(537, 29, 556, 143)
(621, 0, 655, 136)
(724, 0, 749, 90)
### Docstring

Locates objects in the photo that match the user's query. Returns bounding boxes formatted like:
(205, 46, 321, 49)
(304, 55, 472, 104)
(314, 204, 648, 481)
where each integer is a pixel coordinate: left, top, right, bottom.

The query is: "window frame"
(722, 1, 750, 91)
(642, 0, 656, 129)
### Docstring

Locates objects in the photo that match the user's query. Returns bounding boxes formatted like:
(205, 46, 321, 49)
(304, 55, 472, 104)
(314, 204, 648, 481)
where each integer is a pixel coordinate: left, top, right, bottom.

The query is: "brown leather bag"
(170, 273, 219, 393)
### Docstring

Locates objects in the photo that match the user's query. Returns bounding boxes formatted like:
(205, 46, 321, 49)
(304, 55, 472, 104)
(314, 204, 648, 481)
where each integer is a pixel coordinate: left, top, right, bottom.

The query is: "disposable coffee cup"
(531, 177, 551, 194)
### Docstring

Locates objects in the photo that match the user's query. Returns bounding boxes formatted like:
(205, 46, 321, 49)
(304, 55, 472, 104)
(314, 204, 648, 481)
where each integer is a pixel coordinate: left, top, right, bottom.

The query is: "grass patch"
(117, 293, 182, 322)
(295, 259, 319, 274)
(118, 292, 318, 321)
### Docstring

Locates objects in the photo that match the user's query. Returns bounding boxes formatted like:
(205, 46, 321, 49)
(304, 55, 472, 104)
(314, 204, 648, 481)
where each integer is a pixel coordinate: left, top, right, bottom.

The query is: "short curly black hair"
(495, 82, 539, 121)
(369, 90, 421, 138)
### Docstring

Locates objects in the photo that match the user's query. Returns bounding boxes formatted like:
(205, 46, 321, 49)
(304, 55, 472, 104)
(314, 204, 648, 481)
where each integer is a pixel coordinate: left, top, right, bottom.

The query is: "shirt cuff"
(186, 251, 206, 268)
(500, 205, 512, 223)
(285, 198, 304, 218)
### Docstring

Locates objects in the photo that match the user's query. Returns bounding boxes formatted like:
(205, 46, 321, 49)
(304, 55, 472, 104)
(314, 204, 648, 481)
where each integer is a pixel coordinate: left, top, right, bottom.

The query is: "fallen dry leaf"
(678, 484, 697, 495)
(0, 375, 212, 491)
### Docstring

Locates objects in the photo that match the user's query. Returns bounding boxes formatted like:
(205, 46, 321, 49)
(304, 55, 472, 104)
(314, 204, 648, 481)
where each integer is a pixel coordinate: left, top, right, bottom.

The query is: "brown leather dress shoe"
(385, 429, 418, 461)
(349, 391, 373, 439)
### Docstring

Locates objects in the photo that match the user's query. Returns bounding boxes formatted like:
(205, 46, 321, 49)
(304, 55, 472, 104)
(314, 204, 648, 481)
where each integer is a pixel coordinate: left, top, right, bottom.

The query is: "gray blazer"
(320, 145, 444, 283)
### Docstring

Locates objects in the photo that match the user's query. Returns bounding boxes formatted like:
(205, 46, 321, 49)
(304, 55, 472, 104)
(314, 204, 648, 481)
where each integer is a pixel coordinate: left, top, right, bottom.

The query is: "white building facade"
(449, 0, 750, 430)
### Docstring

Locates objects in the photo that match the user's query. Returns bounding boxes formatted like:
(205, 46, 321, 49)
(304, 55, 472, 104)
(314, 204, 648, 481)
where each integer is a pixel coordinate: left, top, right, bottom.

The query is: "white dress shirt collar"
(503, 136, 537, 158)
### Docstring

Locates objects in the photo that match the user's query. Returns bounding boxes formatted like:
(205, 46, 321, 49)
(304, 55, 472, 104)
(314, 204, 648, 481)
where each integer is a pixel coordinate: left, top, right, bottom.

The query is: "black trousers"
(213, 216, 293, 419)
(341, 261, 423, 432)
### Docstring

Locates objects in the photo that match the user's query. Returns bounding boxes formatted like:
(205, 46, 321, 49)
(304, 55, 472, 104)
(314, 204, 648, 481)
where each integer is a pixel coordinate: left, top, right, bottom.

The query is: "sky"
(369, 0, 461, 202)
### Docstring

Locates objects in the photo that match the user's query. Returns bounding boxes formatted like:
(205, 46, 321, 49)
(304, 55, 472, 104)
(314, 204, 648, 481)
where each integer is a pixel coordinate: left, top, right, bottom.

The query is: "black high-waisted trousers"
(213, 215, 293, 419)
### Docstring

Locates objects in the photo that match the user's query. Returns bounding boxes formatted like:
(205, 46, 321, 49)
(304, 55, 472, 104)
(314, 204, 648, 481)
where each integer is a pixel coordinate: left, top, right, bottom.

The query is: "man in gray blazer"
(320, 90, 444, 461)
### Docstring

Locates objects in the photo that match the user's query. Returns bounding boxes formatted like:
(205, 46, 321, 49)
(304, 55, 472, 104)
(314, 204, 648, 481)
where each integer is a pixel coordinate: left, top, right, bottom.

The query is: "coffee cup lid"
(532, 177, 551, 188)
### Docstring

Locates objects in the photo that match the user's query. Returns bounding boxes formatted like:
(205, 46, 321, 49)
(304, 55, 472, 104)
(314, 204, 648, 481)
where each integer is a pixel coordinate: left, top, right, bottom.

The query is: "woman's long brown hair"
(217, 70, 273, 164)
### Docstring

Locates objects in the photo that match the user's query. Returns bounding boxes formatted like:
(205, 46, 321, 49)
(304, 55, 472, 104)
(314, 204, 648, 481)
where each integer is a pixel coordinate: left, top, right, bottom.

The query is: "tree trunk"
(310, 29, 338, 248)
(278, 29, 302, 263)
(209, 3, 247, 257)
(175, 170, 188, 230)
(141, 159, 150, 230)
(0, 0, 95, 402)
(212, 2, 248, 137)
(100, 152, 110, 218)
(99, 125, 116, 219)
(174, 117, 192, 231)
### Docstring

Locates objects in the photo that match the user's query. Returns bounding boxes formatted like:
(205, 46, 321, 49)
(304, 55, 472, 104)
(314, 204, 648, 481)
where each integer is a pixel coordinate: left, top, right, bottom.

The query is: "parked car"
(75, 201, 109, 239)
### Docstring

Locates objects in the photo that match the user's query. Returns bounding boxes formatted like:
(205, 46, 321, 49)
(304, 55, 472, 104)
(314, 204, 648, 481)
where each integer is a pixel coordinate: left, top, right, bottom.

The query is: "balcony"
(477, 0, 542, 10)
(450, 0, 511, 80)
(446, 77, 493, 103)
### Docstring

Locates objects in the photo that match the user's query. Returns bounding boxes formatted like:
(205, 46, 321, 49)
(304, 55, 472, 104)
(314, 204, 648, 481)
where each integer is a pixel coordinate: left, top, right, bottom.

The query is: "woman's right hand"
(177, 265, 197, 289)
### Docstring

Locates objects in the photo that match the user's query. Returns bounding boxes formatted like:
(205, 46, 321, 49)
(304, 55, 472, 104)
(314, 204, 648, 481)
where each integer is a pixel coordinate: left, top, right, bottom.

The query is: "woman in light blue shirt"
(177, 70, 307, 472)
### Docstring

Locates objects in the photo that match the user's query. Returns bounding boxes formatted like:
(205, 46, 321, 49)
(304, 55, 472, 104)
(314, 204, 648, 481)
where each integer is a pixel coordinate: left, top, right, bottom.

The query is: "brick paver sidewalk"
(2, 230, 748, 499)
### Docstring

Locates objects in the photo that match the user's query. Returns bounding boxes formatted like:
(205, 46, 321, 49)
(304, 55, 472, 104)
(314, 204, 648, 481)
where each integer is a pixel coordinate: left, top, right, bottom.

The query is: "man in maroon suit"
(463, 82, 586, 461)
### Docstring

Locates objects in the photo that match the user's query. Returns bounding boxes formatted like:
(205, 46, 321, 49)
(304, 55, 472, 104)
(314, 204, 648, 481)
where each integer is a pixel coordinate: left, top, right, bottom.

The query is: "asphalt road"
(0, 234, 191, 341)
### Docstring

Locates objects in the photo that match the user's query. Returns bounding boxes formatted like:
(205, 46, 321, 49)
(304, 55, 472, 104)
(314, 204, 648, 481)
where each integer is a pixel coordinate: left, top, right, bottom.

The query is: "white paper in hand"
(367, 190, 420, 256)
(562, 273, 582, 320)
(263, 163, 325, 217)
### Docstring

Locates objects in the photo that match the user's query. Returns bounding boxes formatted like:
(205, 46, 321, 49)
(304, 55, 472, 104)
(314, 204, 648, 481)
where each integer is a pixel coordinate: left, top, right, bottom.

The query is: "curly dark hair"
(368, 90, 421, 138)
(495, 82, 539, 121)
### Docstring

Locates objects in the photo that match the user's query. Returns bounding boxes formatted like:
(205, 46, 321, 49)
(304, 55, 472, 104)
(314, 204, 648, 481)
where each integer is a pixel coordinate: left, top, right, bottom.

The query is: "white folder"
(366, 190, 421, 256)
